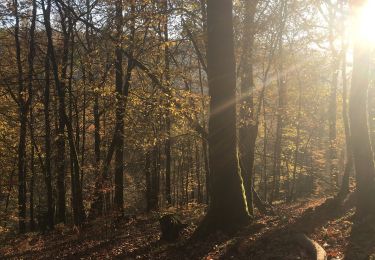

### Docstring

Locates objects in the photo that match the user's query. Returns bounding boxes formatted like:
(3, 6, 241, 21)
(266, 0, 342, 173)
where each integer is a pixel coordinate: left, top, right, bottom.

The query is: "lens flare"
(355, 0, 375, 44)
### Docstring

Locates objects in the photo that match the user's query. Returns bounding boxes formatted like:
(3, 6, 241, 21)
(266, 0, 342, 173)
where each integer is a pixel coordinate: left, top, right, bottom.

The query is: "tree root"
(294, 233, 327, 260)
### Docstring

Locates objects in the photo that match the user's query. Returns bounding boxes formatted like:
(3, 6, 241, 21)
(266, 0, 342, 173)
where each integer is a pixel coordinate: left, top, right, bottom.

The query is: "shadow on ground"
(344, 215, 375, 259)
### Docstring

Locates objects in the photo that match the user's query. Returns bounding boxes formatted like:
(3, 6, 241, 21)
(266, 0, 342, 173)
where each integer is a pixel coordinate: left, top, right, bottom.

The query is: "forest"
(0, 0, 375, 259)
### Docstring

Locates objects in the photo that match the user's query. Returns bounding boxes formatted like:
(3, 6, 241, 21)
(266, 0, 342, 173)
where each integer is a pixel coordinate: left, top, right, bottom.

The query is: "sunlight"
(354, 0, 375, 44)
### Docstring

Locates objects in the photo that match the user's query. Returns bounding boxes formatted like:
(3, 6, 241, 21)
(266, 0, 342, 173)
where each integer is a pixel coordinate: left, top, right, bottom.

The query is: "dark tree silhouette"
(194, 0, 251, 236)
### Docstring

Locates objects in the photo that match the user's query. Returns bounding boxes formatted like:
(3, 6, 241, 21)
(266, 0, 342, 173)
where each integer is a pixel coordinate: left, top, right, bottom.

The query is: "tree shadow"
(344, 215, 375, 259)
(221, 197, 349, 259)
(133, 198, 348, 259)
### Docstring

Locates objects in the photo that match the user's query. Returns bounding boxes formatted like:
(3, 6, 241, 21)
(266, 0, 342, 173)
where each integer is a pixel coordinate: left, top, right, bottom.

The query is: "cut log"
(295, 233, 327, 260)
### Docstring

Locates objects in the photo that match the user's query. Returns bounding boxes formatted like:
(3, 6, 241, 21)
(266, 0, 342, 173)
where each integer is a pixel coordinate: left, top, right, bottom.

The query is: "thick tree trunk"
(349, 14, 375, 216)
(194, 0, 250, 236)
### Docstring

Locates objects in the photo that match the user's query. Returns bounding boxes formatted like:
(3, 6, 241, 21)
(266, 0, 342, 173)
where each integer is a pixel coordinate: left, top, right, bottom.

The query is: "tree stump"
(159, 214, 188, 242)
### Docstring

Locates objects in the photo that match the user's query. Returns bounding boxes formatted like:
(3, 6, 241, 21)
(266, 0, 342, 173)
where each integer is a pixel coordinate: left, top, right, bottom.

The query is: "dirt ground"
(1, 194, 374, 259)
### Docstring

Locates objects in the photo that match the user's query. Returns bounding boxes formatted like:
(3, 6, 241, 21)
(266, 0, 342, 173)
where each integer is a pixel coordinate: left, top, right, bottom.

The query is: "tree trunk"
(163, 0, 172, 206)
(238, 0, 259, 216)
(289, 74, 303, 201)
(198, 60, 210, 204)
(349, 8, 375, 216)
(113, 0, 125, 210)
(328, 5, 339, 186)
(28, 0, 37, 231)
(42, 0, 85, 225)
(194, 0, 250, 236)
(43, 49, 54, 228)
(14, 0, 27, 233)
(271, 0, 287, 203)
(195, 141, 202, 203)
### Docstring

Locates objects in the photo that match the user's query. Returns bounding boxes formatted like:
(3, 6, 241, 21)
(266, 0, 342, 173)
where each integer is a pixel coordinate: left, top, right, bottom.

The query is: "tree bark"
(28, 0, 37, 231)
(163, 0, 172, 206)
(42, 0, 85, 225)
(194, 0, 250, 236)
(113, 0, 124, 212)
(349, 8, 375, 216)
(238, 0, 259, 216)
(43, 48, 55, 228)
(14, 0, 27, 233)
(271, 0, 288, 203)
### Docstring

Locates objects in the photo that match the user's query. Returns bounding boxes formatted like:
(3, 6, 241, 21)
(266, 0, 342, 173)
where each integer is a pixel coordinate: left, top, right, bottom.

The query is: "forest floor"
(1, 194, 375, 259)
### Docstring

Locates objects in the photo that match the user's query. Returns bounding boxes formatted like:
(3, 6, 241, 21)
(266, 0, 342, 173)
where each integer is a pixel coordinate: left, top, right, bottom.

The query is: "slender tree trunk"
(43, 49, 54, 227)
(149, 145, 159, 210)
(42, 0, 85, 225)
(55, 5, 72, 224)
(238, 0, 259, 216)
(145, 151, 152, 211)
(327, 2, 341, 188)
(195, 141, 202, 203)
(271, 0, 287, 203)
(27, 0, 37, 231)
(263, 102, 268, 201)
(339, 41, 352, 197)
(163, 0, 172, 206)
(113, 0, 135, 212)
(114, 3, 125, 209)
(14, 0, 27, 233)
(198, 61, 210, 204)
(290, 75, 303, 201)
(29, 110, 35, 231)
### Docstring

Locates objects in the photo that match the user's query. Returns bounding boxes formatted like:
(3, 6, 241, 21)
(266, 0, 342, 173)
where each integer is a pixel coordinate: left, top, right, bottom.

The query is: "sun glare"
(355, 0, 375, 44)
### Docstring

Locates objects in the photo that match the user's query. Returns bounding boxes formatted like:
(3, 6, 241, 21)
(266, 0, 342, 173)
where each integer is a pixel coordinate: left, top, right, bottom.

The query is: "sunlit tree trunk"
(349, 4, 375, 216)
